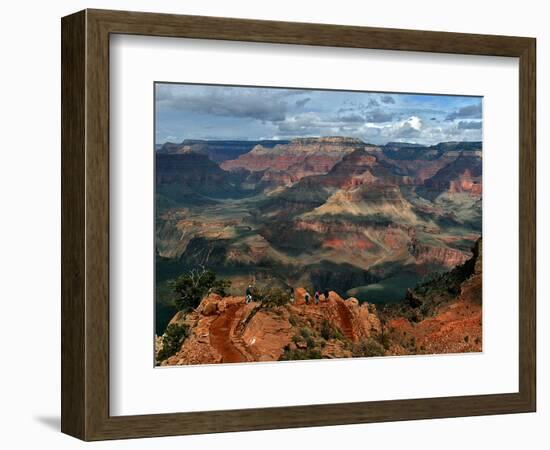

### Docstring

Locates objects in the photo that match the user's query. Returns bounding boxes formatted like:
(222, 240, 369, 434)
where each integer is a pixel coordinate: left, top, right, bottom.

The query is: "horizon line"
(155, 136, 483, 147)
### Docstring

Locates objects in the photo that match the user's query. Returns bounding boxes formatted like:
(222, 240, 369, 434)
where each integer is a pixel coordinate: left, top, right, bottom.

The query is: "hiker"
(323, 289, 330, 301)
(289, 287, 295, 303)
(245, 284, 253, 304)
(314, 290, 320, 305)
(304, 291, 310, 305)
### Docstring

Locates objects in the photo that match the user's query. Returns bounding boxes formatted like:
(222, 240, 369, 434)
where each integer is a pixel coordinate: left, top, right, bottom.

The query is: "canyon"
(155, 136, 483, 357)
(157, 238, 482, 364)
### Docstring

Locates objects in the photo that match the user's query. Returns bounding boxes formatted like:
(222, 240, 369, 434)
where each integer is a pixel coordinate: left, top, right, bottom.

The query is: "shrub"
(212, 278, 231, 297)
(308, 349, 323, 359)
(351, 338, 386, 358)
(300, 327, 312, 339)
(289, 314, 298, 326)
(157, 323, 189, 362)
(378, 330, 392, 350)
(320, 320, 332, 340)
(254, 286, 291, 309)
(281, 348, 323, 361)
(305, 336, 316, 349)
(320, 319, 345, 341)
(170, 268, 231, 311)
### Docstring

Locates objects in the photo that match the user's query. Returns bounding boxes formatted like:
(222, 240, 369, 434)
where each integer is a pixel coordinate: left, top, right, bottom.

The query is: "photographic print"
(154, 83, 482, 366)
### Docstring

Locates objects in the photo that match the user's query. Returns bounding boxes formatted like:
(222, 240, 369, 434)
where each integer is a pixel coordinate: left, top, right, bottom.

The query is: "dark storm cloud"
(337, 107, 355, 114)
(157, 85, 291, 121)
(457, 120, 482, 130)
(445, 103, 482, 121)
(337, 113, 366, 123)
(295, 97, 311, 108)
(367, 98, 380, 108)
(155, 84, 482, 145)
(364, 109, 394, 123)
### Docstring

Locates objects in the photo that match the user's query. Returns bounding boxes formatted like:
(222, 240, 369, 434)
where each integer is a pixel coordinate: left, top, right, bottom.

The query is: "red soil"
(209, 304, 247, 363)
(335, 300, 355, 341)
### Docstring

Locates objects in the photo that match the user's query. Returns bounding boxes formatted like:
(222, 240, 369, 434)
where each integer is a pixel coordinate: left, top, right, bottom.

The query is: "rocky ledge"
(158, 289, 381, 365)
(156, 237, 482, 366)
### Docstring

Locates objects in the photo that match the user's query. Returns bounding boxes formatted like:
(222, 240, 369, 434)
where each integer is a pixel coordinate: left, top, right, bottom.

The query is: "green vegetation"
(155, 300, 178, 336)
(378, 328, 392, 350)
(170, 268, 231, 311)
(299, 327, 312, 339)
(283, 324, 393, 361)
(281, 347, 323, 360)
(254, 286, 292, 309)
(282, 326, 324, 360)
(397, 243, 479, 320)
(320, 319, 344, 341)
(351, 337, 386, 357)
(157, 323, 189, 362)
(347, 272, 422, 304)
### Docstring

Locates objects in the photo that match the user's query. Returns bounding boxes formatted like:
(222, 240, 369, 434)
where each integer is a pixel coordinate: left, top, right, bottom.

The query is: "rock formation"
(381, 238, 482, 355)
(159, 289, 381, 365)
(155, 138, 482, 336)
(158, 139, 288, 163)
(157, 238, 482, 365)
(220, 136, 365, 184)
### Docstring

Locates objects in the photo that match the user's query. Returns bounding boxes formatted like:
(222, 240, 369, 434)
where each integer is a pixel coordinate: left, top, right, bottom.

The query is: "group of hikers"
(303, 289, 331, 305)
(245, 284, 330, 305)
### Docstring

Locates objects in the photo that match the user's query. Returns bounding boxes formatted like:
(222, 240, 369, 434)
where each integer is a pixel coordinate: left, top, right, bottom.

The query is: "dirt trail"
(335, 300, 355, 341)
(210, 304, 247, 363)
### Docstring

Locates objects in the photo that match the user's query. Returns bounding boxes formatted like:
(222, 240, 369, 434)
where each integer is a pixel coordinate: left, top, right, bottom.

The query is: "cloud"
(156, 85, 291, 121)
(365, 109, 394, 123)
(407, 116, 422, 130)
(156, 84, 482, 145)
(360, 126, 382, 139)
(367, 98, 380, 108)
(445, 103, 482, 121)
(457, 120, 482, 130)
(393, 116, 422, 138)
(337, 107, 354, 114)
(276, 113, 329, 136)
(295, 97, 311, 108)
(338, 113, 367, 123)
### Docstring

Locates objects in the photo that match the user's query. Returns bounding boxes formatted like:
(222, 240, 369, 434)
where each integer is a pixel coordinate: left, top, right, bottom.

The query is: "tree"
(170, 268, 231, 311)
(254, 286, 291, 309)
(157, 323, 189, 362)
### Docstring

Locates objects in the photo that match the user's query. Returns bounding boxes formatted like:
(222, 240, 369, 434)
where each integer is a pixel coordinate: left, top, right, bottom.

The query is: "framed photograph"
(61, 9, 536, 441)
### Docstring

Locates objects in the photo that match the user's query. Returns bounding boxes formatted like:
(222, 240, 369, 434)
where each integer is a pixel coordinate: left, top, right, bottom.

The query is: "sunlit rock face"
(155, 139, 482, 350)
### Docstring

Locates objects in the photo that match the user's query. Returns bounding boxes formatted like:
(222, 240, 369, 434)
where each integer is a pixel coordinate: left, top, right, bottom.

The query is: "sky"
(155, 83, 482, 146)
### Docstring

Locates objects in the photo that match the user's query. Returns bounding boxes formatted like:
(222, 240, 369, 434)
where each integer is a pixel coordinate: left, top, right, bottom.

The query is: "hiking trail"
(209, 303, 247, 363)
(335, 300, 355, 341)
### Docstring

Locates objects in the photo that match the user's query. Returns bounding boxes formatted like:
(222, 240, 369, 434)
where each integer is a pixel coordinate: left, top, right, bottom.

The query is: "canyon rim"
(154, 83, 483, 366)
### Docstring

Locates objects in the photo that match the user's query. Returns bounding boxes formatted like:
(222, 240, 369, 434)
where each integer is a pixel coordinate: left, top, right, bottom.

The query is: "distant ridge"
(156, 139, 290, 163)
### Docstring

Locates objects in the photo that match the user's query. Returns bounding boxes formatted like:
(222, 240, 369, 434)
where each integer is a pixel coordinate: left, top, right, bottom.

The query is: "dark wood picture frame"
(61, 9, 536, 441)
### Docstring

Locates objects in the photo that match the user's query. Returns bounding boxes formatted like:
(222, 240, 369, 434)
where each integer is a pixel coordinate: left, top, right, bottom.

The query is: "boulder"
(242, 309, 292, 360)
(201, 301, 218, 316)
